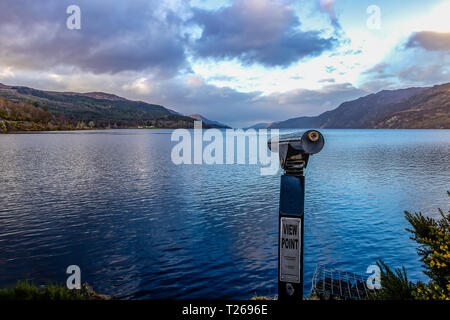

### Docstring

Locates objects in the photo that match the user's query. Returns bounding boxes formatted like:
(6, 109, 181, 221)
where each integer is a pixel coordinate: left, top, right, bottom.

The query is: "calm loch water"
(0, 129, 449, 299)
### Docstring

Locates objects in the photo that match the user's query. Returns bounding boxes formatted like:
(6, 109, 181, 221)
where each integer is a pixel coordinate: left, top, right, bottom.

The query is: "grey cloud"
(130, 79, 365, 127)
(318, 78, 336, 83)
(0, 0, 188, 77)
(406, 31, 450, 51)
(358, 80, 397, 93)
(362, 63, 391, 80)
(362, 52, 450, 88)
(265, 83, 365, 111)
(0, 0, 339, 75)
(189, 0, 337, 67)
(361, 30, 450, 90)
(398, 64, 450, 83)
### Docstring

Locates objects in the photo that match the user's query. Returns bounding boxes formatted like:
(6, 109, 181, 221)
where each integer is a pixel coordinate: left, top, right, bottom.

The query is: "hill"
(188, 114, 230, 128)
(0, 83, 196, 130)
(244, 122, 280, 130)
(267, 83, 450, 129)
(374, 83, 450, 129)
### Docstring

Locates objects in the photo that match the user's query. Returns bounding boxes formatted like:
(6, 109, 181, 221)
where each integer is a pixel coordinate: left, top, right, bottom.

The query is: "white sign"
(279, 217, 301, 283)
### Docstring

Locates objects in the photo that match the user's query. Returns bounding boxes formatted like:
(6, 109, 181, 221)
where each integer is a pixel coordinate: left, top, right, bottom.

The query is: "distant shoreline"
(2, 127, 450, 134)
(0, 126, 164, 134)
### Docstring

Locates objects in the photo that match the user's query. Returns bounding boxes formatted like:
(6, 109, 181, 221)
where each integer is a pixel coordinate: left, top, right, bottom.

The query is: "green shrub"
(378, 191, 450, 300)
(375, 261, 416, 300)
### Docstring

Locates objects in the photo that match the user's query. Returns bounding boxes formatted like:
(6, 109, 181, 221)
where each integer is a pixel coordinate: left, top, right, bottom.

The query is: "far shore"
(2, 127, 450, 134)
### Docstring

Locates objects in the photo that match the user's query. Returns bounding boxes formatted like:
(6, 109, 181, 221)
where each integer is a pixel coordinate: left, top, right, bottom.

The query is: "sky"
(0, 0, 449, 128)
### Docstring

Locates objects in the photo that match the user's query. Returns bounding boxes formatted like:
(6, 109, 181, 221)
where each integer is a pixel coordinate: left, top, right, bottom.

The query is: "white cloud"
(122, 78, 152, 95)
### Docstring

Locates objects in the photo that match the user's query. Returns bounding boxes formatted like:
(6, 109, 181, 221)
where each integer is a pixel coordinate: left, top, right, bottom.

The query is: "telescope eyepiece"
(301, 130, 324, 155)
(307, 131, 319, 142)
(268, 130, 325, 155)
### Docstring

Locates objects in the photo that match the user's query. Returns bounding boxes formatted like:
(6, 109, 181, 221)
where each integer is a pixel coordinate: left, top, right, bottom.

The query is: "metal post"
(278, 173, 305, 302)
(268, 130, 324, 303)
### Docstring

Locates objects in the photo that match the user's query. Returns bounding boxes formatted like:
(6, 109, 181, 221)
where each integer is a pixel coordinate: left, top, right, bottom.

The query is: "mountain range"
(264, 82, 450, 129)
(1, 82, 449, 132)
(0, 83, 234, 131)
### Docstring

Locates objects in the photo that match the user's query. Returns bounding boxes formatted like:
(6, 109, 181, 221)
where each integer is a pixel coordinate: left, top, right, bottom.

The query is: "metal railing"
(311, 264, 375, 300)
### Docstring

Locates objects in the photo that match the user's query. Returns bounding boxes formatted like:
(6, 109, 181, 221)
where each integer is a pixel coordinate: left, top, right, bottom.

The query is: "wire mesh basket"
(310, 264, 376, 300)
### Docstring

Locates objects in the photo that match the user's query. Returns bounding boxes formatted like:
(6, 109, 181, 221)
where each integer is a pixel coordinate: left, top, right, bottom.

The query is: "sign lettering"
(279, 217, 301, 283)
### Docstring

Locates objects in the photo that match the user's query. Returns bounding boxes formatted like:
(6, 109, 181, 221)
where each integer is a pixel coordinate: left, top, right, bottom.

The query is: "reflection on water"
(0, 129, 449, 299)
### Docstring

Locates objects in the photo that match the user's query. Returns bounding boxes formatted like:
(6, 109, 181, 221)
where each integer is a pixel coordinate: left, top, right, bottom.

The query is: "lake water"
(0, 129, 449, 299)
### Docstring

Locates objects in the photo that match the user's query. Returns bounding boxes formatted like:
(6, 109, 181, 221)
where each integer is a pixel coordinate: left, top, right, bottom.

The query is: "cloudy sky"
(0, 0, 449, 127)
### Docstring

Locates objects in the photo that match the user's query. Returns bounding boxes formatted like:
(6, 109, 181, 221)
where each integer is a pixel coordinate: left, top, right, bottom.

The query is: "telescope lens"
(307, 131, 319, 142)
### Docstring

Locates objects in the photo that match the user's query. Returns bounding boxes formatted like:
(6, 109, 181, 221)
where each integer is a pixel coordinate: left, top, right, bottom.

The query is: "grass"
(251, 296, 275, 300)
(0, 281, 88, 300)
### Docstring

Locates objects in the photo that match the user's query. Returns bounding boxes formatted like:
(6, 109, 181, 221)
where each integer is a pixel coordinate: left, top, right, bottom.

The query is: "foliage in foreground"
(377, 192, 450, 300)
(251, 296, 275, 300)
(375, 261, 416, 300)
(0, 280, 88, 300)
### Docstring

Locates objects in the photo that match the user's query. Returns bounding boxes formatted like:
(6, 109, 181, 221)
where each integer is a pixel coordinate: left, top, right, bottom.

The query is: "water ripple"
(0, 129, 449, 298)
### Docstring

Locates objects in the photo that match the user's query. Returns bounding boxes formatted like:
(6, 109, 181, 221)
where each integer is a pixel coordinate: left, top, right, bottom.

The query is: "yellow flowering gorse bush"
(378, 192, 450, 300)
(406, 192, 450, 300)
